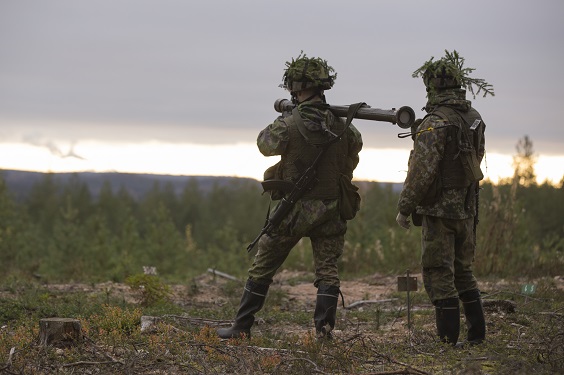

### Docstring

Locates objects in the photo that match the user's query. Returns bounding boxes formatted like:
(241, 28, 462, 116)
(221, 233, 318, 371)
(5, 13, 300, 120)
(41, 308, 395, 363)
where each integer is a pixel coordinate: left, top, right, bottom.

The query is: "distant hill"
(0, 169, 403, 201)
(0, 170, 261, 201)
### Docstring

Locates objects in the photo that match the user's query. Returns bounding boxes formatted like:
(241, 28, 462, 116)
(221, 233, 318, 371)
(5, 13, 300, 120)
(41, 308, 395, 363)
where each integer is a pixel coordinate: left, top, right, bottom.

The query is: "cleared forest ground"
(1, 271, 563, 374)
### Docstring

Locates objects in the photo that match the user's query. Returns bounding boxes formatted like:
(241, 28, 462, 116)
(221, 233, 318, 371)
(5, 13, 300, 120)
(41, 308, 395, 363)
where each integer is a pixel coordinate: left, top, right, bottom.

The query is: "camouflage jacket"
(397, 97, 485, 220)
(257, 100, 363, 237)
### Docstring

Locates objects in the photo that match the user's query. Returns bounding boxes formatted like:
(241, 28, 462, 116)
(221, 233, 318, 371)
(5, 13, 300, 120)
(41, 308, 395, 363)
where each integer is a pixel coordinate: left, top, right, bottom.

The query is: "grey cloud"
(0, 0, 563, 155)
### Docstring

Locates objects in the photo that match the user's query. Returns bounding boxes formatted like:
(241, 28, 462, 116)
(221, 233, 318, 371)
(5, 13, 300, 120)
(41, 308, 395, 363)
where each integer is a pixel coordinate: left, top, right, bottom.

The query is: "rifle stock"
(246, 198, 292, 252)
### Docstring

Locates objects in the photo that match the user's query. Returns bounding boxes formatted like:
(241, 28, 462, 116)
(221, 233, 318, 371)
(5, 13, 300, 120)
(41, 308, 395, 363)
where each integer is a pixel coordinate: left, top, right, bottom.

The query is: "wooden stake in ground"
(39, 318, 82, 347)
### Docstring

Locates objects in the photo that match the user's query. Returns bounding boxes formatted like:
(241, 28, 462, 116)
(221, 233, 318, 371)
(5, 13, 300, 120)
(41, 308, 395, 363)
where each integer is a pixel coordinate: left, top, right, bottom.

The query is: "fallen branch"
(207, 268, 240, 282)
(273, 357, 329, 374)
(0, 347, 16, 374)
(0, 366, 18, 375)
(346, 299, 398, 310)
(141, 315, 233, 333)
(538, 311, 564, 317)
(163, 314, 233, 326)
(61, 360, 124, 368)
(363, 336, 430, 375)
(7, 347, 15, 366)
(359, 370, 427, 375)
(232, 344, 307, 355)
(82, 335, 124, 363)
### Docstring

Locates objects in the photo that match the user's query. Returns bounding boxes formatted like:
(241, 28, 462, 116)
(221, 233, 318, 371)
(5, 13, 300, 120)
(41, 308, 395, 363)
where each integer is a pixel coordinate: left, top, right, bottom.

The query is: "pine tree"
(513, 135, 537, 186)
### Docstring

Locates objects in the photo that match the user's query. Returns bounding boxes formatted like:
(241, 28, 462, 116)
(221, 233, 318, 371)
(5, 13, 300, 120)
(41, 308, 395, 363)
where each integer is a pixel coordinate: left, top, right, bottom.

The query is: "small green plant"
(88, 304, 142, 336)
(125, 273, 172, 306)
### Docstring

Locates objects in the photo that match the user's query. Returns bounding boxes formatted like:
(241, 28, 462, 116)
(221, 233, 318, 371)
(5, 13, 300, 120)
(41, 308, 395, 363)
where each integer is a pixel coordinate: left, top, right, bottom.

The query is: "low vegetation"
(0, 171, 562, 284)
(0, 272, 562, 374)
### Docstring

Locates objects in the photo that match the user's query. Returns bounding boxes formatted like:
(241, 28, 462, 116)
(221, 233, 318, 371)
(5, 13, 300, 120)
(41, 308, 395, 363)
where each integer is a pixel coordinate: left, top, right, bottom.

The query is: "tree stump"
(39, 318, 82, 347)
(140, 315, 160, 333)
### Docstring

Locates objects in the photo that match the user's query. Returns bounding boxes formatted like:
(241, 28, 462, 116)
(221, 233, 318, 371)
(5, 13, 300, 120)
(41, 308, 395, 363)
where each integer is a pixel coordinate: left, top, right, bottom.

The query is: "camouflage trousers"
(421, 215, 479, 303)
(248, 233, 345, 288)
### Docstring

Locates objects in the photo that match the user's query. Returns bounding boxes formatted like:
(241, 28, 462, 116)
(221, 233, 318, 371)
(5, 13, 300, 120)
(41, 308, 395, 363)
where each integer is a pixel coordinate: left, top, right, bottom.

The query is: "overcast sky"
(1, 0, 563, 180)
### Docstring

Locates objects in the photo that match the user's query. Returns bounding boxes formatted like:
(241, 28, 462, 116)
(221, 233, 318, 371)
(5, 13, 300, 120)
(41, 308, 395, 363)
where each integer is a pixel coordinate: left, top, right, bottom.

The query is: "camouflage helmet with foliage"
(413, 50, 494, 99)
(281, 52, 337, 92)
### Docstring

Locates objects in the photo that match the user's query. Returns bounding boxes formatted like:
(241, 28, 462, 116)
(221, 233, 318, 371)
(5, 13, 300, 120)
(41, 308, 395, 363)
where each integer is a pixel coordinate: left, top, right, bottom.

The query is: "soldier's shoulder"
(420, 114, 448, 129)
(269, 115, 293, 129)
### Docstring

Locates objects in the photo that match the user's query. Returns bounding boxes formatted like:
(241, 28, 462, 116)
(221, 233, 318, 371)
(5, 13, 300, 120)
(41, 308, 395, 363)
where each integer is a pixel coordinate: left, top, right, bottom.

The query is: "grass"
(0, 274, 562, 374)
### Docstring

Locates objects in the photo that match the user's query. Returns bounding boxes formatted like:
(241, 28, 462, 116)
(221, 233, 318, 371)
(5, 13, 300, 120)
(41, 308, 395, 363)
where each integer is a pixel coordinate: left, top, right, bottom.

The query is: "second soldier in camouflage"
(396, 50, 493, 346)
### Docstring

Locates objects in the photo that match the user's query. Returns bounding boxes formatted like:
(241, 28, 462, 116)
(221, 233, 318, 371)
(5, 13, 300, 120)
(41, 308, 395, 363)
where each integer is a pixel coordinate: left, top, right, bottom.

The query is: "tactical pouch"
(448, 108, 484, 184)
(261, 161, 292, 201)
(412, 212, 423, 226)
(263, 161, 280, 182)
(338, 174, 361, 220)
(460, 149, 484, 183)
(419, 173, 443, 207)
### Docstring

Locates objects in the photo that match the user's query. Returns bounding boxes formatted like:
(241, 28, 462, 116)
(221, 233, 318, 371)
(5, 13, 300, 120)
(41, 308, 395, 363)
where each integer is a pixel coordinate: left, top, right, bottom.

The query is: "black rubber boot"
(435, 298, 460, 345)
(217, 279, 268, 339)
(313, 284, 340, 339)
(459, 289, 486, 346)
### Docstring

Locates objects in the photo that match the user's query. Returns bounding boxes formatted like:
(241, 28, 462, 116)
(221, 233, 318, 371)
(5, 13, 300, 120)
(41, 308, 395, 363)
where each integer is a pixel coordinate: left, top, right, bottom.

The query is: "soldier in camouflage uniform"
(217, 53, 363, 340)
(396, 50, 494, 346)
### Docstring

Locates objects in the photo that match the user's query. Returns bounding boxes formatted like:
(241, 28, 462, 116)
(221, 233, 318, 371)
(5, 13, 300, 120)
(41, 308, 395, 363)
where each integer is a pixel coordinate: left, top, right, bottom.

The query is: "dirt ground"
(30, 269, 564, 328)
(34, 270, 564, 309)
(33, 270, 398, 305)
(187, 270, 404, 309)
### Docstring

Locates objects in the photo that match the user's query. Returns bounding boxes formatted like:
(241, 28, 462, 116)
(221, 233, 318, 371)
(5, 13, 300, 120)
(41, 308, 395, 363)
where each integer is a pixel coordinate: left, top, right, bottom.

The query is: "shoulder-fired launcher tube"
(274, 98, 415, 129)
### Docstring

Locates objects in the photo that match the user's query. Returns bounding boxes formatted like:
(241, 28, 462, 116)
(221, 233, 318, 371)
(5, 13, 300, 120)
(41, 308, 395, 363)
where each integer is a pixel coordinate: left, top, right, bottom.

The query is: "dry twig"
(346, 299, 399, 309)
(61, 360, 124, 368)
(207, 268, 240, 282)
(273, 357, 329, 374)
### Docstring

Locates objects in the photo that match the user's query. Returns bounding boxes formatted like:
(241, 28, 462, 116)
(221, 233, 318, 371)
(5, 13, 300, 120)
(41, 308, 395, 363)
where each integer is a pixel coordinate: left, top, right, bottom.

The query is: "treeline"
(0, 172, 562, 284)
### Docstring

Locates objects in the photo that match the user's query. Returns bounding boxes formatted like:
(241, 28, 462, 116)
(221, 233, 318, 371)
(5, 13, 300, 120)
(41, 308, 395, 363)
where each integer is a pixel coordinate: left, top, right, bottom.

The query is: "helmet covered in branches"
(281, 52, 336, 93)
(413, 50, 494, 99)
(421, 61, 462, 91)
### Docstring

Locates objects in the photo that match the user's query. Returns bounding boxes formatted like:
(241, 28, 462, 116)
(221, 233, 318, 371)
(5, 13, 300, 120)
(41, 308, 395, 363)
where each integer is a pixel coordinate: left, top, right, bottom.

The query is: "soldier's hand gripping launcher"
(274, 98, 416, 129)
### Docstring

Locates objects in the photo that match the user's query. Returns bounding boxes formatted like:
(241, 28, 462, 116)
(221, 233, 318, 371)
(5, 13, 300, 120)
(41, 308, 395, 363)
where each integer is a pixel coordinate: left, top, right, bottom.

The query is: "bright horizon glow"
(1, 142, 562, 185)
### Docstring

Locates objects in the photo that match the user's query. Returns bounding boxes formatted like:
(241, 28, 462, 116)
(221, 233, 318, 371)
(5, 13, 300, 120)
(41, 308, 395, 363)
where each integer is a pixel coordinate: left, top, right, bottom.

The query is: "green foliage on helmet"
(281, 51, 337, 92)
(413, 50, 494, 99)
